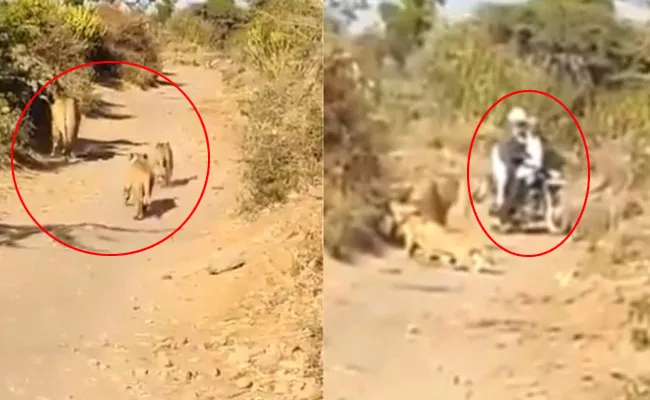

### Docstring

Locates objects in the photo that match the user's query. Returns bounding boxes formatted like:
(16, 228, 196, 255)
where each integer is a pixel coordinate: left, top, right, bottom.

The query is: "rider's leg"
(499, 171, 526, 224)
(491, 147, 507, 214)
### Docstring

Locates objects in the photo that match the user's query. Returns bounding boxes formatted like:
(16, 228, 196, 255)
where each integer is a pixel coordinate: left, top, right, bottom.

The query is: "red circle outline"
(466, 89, 590, 257)
(10, 60, 211, 257)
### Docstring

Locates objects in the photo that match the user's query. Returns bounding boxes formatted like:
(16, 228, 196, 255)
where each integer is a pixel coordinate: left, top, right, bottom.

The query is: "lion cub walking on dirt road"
(389, 200, 493, 273)
(50, 95, 81, 160)
(149, 142, 174, 187)
(124, 152, 155, 220)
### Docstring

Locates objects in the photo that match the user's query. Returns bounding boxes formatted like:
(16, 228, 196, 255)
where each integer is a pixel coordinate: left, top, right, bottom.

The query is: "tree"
(378, 0, 445, 67)
(324, 0, 372, 32)
(155, 0, 177, 23)
(472, 0, 650, 116)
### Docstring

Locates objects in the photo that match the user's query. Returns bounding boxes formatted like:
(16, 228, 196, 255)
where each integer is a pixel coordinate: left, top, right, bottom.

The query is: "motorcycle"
(506, 167, 568, 234)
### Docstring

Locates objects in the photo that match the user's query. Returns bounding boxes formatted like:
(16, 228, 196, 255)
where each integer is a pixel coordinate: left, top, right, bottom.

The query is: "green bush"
(395, 22, 582, 146)
(0, 0, 164, 168)
(242, 0, 321, 79)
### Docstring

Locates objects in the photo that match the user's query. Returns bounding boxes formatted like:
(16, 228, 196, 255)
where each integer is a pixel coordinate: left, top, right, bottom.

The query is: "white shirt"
(524, 133, 543, 170)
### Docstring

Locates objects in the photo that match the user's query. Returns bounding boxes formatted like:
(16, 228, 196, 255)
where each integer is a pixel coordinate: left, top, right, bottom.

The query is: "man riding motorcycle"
(490, 107, 546, 225)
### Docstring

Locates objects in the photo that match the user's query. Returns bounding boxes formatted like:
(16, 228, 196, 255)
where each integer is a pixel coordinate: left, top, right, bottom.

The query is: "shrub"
(165, 9, 215, 47)
(0, 0, 164, 168)
(186, 0, 251, 50)
(93, 3, 162, 88)
(242, 0, 321, 79)
(239, 62, 322, 210)
(237, 0, 322, 212)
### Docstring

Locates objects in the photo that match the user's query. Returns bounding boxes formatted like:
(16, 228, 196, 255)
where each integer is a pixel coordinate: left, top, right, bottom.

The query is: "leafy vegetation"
(324, 0, 650, 258)
(157, 0, 323, 389)
(327, 3, 650, 395)
(0, 0, 162, 167)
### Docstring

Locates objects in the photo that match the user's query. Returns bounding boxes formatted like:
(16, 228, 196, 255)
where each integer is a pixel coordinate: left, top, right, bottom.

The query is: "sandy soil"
(324, 197, 649, 399)
(0, 65, 321, 399)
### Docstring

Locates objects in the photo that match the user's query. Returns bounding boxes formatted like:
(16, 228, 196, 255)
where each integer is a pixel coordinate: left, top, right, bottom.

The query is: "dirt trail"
(0, 65, 315, 399)
(325, 211, 647, 399)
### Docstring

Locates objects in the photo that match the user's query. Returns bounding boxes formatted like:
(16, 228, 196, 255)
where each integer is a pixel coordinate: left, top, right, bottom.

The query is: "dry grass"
(215, 192, 323, 398)
(236, 0, 322, 213)
(215, 0, 323, 395)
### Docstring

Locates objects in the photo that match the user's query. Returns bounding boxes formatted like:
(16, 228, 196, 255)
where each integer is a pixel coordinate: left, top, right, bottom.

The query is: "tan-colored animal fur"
(50, 95, 81, 160)
(388, 200, 493, 273)
(406, 175, 461, 227)
(124, 152, 155, 220)
(149, 142, 174, 187)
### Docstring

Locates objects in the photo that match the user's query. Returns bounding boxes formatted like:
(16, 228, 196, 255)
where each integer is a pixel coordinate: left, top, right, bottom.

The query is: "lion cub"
(124, 152, 155, 220)
(149, 142, 174, 187)
(388, 200, 492, 273)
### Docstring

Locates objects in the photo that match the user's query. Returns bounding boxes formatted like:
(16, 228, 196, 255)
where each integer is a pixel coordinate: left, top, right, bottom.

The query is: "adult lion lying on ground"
(387, 199, 494, 273)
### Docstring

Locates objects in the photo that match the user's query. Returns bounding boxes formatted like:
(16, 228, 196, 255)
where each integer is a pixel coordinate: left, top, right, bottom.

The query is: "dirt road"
(324, 213, 647, 399)
(0, 65, 320, 399)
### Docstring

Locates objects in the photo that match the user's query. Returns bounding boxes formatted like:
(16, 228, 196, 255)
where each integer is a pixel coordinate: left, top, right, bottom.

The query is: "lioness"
(406, 175, 461, 227)
(389, 200, 493, 273)
(124, 152, 155, 220)
(149, 142, 174, 187)
(50, 95, 81, 160)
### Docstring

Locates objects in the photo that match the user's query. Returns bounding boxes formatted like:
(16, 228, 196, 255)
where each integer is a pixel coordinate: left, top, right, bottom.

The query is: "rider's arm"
(523, 137, 543, 169)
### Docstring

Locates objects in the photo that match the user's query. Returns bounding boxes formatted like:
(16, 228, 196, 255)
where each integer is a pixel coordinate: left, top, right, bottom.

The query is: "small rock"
(161, 274, 173, 280)
(274, 381, 291, 394)
(235, 377, 253, 389)
(132, 368, 149, 378)
(206, 257, 246, 276)
(158, 369, 172, 382)
(406, 324, 421, 336)
(157, 353, 173, 368)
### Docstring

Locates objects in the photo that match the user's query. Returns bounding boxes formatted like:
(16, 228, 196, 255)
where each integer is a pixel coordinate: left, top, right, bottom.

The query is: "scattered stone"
(161, 274, 173, 280)
(235, 377, 253, 389)
(157, 369, 172, 382)
(406, 324, 421, 336)
(379, 267, 403, 275)
(273, 381, 291, 394)
(132, 368, 149, 379)
(206, 258, 246, 276)
(157, 352, 174, 368)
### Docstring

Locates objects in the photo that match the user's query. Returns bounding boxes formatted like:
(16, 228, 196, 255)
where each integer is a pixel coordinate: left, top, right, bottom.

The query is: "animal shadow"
(155, 74, 184, 87)
(148, 198, 178, 219)
(167, 175, 198, 188)
(76, 138, 146, 162)
(84, 99, 133, 120)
